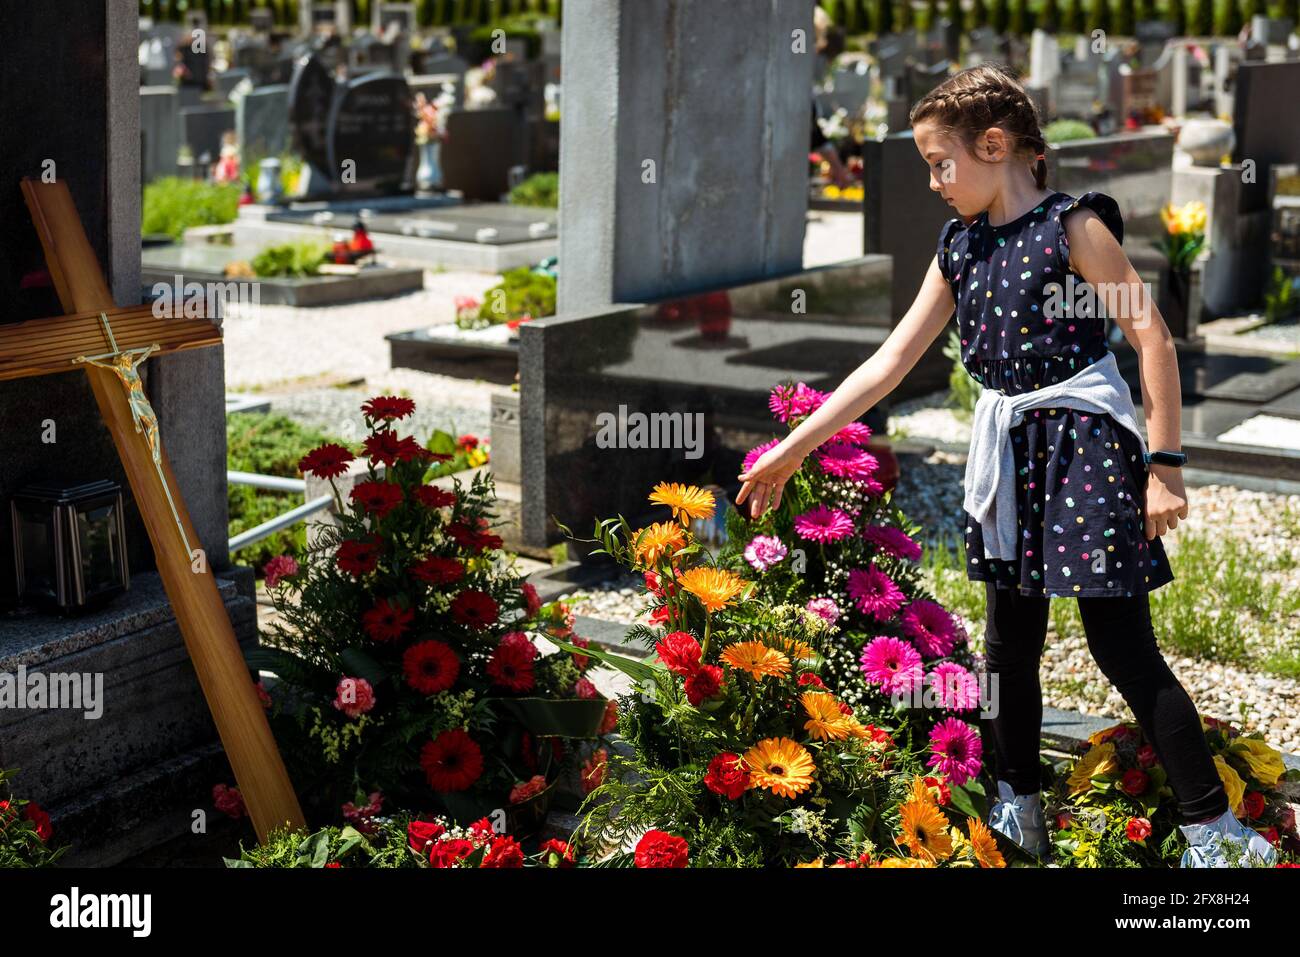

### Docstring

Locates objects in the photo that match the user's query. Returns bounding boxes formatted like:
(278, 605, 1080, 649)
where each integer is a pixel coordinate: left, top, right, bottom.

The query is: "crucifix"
(3, 178, 304, 842)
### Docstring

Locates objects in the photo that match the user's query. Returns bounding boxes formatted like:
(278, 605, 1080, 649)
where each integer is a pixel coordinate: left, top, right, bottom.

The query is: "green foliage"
(141, 177, 241, 240)
(468, 267, 557, 329)
(1010, 0, 1034, 34)
(1167, 0, 1188, 31)
(249, 240, 331, 278)
(874, 0, 895, 33)
(1039, 0, 1063, 29)
(1264, 266, 1300, 324)
(970, 0, 990, 26)
(226, 413, 343, 570)
(1214, 0, 1244, 33)
(1115, 0, 1137, 33)
(919, 0, 941, 29)
(1062, 0, 1088, 31)
(0, 769, 67, 868)
(227, 817, 424, 868)
(1190, 0, 1214, 32)
(507, 171, 559, 209)
(1044, 118, 1097, 143)
(1086, 0, 1113, 33)
(944, 0, 964, 28)
(990, 0, 1011, 32)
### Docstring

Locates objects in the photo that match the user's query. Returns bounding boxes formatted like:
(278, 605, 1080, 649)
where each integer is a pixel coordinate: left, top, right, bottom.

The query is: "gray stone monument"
(236, 83, 290, 162)
(140, 85, 179, 185)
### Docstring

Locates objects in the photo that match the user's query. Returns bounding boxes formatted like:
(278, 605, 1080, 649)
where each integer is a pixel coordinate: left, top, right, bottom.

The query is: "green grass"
(921, 530, 988, 628)
(142, 176, 241, 240)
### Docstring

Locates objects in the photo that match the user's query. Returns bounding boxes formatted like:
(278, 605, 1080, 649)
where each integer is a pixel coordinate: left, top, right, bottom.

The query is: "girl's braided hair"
(908, 63, 1049, 190)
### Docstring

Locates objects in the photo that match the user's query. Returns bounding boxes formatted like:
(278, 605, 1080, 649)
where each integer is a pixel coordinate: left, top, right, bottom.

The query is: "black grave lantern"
(10, 480, 129, 614)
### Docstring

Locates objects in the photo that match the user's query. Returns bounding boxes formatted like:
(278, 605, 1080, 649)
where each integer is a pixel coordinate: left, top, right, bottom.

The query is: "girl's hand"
(736, 440, 807, 519)
(1144, 464, 1189, 539)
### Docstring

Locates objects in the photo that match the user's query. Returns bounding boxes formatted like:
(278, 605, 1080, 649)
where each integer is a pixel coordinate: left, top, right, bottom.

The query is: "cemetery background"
(0, 0, 1297, 874)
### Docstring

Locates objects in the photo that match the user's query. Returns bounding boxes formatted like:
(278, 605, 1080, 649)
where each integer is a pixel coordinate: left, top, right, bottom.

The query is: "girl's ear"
(980, 127, 1010, 160)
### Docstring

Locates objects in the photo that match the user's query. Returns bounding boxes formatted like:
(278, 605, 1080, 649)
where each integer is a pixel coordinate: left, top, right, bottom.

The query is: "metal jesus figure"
(73, 312, 194, 559)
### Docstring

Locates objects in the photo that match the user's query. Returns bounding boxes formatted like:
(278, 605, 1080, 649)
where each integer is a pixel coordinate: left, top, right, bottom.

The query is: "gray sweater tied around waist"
(962, 349, 1149, 563)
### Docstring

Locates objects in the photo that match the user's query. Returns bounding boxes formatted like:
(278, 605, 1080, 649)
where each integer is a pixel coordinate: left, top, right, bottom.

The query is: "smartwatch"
(1143, 449, 1188, 467)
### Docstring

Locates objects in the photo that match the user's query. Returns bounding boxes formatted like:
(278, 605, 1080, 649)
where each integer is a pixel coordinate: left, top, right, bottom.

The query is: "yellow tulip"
(1231, 739, 1286, 788)
(1213, 755, 1246, 816)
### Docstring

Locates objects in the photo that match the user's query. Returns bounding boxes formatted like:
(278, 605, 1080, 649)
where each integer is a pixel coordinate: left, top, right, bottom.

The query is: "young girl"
(737, 64, 1275, 868)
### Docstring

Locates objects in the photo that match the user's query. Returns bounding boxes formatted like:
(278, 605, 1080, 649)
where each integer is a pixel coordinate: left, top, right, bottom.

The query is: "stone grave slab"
(268, 201, 556, 246)
(1260, 385, 1300, 421)
(1215, 412, 1300, 450)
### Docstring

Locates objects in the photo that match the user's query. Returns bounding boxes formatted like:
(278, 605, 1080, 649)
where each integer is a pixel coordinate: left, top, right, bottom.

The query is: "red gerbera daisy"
(409, 555, 465, 586)
(450, 590, 498, 630)
(362, 597, 414, 642)
(351, 480, 404, 518)
(363, 429, 404, 466)
(402, 640, 460, 694)
(486, 639, 535, 692)
(420, 729, 484, 793)
(361, 395, 416, 421)
(414, 485, 457, 509)
(299, 443, 355, 479)
(336, 535, 382, 577)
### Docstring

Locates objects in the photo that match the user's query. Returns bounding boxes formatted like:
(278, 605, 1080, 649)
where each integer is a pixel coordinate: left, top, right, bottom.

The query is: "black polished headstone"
(288, 53, 336, 175)
(327, 73, 414, 196)
(1233, 61, 1300, 213)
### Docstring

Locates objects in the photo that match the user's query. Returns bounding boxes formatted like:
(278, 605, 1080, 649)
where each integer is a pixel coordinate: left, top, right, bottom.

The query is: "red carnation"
(362, 597, 413, 642)
(351, 480, 404, 518)
(336, 535, 382, 577)
(482, 834, 525, 868)
(1126, 817, 1152, 842)
(684, 664, 724, 706)
(655, 631, 702, 677)
(1136, 744, 1159, 768)
(703, 752, 751, 800)
(212, 784, 245, 820)
(457, 434, 479, 449)
(797, 672, 826, 689)
(634, 830, 689, 868)
(599, 698, 619, 734)
(451, 589, 499, 630)
(299, 442, 354, 479)
(361, 395, 416, 421)
(500, 630, 537, 657)
(538, 838, 574, 868)
(403, 640, 460, 694)
(582, 748, 607, 794)
(509, 774, 548, 805)
(574, 676, 599, 699)
(571, 635, 592, 670)
(1243, 791, 1266, 820)
(363, 429, 403, 466)
(420, 729, 484, 792)
(409, 555, 465, 586)
(407, 819, 446, 854)
(923, 775, 951, 806)
(648, 605, 670, 626)
(429, 838, 475, 868)
(520, 581, 542, 617)
(1120, 768, 1150, 796)
(22, 801, 52, 842)
(332, 676, 376, 718)
(487, 639, 536, 692)
(414, 485, 457, 509)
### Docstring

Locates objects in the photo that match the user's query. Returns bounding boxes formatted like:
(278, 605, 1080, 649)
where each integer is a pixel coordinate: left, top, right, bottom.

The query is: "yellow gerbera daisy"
(1214, 754, 1247, 816)
(872, 856, 935, 867)
(648, 482, 715, 526)
(897, 794, 954, 862)
(794, 858, 824, 868)
(743, 737, 815, 799)
(677, 566, 746, 613)
(1067, 741, 1119, 795)
(774, 635, 818, 662)
(632, 521, 686, 566)
(1086, 722, 1130, 748)
(966, 816, 1007, 868)
(1232, 739, 1285, 788)
(801, 690, 864, 741)
(722, 641, 791, 680)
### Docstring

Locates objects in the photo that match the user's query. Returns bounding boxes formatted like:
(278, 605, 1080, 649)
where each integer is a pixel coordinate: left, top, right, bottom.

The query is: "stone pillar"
(556, 0, 813, 313)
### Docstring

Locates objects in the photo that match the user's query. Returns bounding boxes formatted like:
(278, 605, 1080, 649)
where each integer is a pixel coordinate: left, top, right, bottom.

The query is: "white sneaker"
(988, 779, 1051, 859)
(1179, 808, 1277, 868)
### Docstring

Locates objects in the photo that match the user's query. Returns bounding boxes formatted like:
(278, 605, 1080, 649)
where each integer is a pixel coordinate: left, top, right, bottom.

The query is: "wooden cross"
(6, 178, 304, 842)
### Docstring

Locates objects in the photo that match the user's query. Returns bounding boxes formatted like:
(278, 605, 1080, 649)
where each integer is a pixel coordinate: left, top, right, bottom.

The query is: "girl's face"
(912, 119, 1006, 220)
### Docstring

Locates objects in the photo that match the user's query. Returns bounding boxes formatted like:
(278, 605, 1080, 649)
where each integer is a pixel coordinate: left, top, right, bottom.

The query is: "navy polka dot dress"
(938, 190, 1174, 599)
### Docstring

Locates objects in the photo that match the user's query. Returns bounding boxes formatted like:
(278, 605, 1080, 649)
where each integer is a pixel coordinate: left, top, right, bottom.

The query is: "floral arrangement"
(1155, 199, 1207, 272)
(254, 396, 616, 831)
(226, 814, 576, 869)
(0, 768, 63, 867)
(1047, 716, 1300, 868)
(413, 88, 454, 146)
(554, 483, 1017, 868)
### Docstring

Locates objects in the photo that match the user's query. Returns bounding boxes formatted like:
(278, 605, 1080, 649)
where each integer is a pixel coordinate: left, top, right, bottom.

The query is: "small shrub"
(141, 177, 241, 239)
(507, 172, 559, 209)
(1043, 119, 1097, 144)
(250, 240, 332, 279)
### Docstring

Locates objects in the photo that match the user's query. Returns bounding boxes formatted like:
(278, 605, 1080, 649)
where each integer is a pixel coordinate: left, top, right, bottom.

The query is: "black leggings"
(982, 581, 1229, 824)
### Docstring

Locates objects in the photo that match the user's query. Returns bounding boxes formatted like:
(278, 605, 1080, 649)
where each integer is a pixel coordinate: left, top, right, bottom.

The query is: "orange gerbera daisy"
(677, 566, 746, 613)
(776, 636, 818, 662)
(648, 482, 716, 526)
(872, 856, 935, 868)
(897, 792, 954, 862)
(722, 641, 791, 680)
(966, 816, 1006, 868)
(800, 690, 867, 741)
(743, 738, 815, 799)
(633, 521, 686, 566)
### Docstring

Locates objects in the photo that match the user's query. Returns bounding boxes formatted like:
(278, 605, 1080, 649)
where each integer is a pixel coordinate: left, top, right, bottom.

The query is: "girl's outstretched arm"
(1064, 209, 1189, 539)
(736, 256, 956, 518)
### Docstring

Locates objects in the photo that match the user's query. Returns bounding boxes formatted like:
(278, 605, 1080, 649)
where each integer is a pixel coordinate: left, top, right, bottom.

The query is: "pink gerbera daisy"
(769, 382, 830, 424)
(742, 438, 780, 474)
(793, 505, 855, 543)
(832, 421, 873, 445)
(901, 599, 958, 658)
(845, 564, 906, 621)
(926, 717, 983, 786)
(816, 442, 879, 482)
(859, 636, 924, 696)
(862, 525, 923, 562)
(925, 662, 981, 712)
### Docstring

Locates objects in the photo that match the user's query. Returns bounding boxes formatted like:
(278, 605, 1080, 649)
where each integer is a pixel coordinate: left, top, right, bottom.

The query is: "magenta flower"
(743, 534, 788, 572)
(263, 554, 299, 588)
(816, 442, 879, 482)
(862, 525, 923, 563)
(742, 438, 780, 474)
(793, 505, 855, 543)
(859, 636, 923, 696)
(925, 662, 981, 711)
(833, 421, 873, 445)
(846, 564, 906, 621)
(901, 599, 958, 658)
(926, 717, 983, 786)
(769, 382, 830, 424)
(805, 597, 840, 626)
